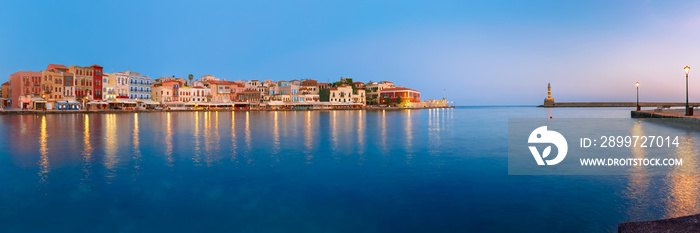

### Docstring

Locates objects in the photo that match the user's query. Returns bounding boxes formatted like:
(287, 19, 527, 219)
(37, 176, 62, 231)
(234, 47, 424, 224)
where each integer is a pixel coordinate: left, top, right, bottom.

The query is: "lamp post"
(685, 66, 691, 116)
(636, 82, 640, 111)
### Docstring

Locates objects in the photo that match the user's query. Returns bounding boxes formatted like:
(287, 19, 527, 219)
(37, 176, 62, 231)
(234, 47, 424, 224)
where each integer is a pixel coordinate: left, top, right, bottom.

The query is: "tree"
(383, 97, 391, 106)
(396, 96, 403, 107)
(188, 74, 194, 85)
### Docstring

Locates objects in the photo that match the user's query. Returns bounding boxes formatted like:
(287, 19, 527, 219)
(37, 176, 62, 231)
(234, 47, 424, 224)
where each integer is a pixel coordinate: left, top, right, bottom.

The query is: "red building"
(90, 65, 103, 100)
(379, 87, 420, 106)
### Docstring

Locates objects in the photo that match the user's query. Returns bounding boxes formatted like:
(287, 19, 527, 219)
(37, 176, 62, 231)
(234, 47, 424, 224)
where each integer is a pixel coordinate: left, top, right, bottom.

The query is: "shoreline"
(0, 106, 454, 115)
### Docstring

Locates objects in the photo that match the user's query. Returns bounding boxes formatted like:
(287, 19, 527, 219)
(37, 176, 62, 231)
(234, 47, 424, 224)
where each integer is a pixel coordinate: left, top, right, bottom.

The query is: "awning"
(266, 101, 287, 106)
(31, 97, 46, 103)
(141, 100, 159, 105)
(114, 99, 137, 104)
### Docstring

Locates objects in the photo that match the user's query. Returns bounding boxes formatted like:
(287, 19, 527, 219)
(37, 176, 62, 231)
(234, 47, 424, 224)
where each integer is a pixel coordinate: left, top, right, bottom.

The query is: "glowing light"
(38, 115, 49, 183)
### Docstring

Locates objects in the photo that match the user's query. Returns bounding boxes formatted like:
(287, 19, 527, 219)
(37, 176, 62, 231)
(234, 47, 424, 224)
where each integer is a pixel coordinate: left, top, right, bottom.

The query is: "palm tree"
(188, 74, 194, 86)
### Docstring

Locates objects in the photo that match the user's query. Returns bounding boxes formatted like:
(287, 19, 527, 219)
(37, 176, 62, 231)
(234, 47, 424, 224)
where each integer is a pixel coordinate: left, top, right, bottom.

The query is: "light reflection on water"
(2, 107, 700, 232)
(663, 134, 700, 219)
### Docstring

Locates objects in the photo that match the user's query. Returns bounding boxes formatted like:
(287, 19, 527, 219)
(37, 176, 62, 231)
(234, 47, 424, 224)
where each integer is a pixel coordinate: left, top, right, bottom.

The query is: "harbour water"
(1, 107, 699, 232)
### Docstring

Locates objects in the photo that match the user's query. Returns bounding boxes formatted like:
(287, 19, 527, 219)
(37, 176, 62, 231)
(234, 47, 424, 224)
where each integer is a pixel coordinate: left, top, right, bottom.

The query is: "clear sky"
(2, 0, 700, 105)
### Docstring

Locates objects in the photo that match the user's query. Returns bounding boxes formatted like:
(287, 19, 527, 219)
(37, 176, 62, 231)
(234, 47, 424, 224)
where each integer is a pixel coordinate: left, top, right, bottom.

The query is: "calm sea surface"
(1, 107, 699, 232)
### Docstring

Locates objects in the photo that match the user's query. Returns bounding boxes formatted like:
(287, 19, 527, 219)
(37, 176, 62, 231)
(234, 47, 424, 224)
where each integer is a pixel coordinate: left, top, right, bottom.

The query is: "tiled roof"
(380, 87, 419, 92)
(47, 64, 68, 70)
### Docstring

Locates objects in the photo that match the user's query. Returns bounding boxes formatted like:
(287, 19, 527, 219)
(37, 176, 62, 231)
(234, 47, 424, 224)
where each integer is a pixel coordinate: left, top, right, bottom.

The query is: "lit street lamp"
(636, 82, 640, 111)
(685, 66, 691, 116)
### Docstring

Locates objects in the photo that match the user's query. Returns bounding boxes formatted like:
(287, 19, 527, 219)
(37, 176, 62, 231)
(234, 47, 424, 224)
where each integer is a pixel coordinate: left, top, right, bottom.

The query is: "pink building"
(8, 71, 43, 108)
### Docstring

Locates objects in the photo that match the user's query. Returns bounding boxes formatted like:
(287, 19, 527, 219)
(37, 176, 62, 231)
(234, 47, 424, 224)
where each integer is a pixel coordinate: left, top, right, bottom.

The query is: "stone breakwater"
(539, 102, 700, 107)
(618, 213, 700, 233)
(631, 109, 700, 123)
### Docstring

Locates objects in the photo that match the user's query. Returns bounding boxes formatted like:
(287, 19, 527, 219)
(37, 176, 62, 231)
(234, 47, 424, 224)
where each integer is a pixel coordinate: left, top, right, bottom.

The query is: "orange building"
(379, 87, 420, 106)
(8, 71, 43, 108)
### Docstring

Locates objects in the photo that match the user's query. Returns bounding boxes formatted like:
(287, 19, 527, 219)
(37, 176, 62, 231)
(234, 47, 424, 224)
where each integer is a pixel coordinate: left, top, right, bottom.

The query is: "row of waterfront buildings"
(0, 64, 445, 110)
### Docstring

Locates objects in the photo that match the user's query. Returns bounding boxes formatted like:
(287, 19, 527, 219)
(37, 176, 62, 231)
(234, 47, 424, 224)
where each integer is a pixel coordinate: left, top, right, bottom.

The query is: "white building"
(329, 85, 353, 103)
(107, 71, 130, 98)
(128, 71, 151, 100)
(103, 73, 117, 100)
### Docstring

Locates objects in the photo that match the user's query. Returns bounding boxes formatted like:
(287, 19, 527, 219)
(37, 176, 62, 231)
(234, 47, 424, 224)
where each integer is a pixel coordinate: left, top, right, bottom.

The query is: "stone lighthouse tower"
(543, 83, 555, 106)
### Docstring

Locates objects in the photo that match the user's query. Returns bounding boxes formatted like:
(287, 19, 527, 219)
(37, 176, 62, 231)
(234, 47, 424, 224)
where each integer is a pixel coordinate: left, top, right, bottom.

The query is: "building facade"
(379, 87, 420, 106)
(329, 85, 353, 103)
(68, 65, 95, 100)
(365, 81, 395, 105)
(8, 71, 42, 108)
(128, 71, 151, 100)
(90, 65, 104, 100)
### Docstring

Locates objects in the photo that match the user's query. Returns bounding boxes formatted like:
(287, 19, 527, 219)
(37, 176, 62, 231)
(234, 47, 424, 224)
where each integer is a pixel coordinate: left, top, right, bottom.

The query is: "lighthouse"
(544, 83, 555, 106)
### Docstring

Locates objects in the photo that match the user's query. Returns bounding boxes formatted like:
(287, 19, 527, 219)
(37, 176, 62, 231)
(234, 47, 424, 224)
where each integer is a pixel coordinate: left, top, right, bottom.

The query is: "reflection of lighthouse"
(544, 83, 555, 106)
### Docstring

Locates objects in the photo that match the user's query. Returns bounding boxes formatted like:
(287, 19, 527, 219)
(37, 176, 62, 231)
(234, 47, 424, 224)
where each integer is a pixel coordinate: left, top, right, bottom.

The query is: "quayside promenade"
(0, 105, 454, 115)
(631, 108, 700, 123)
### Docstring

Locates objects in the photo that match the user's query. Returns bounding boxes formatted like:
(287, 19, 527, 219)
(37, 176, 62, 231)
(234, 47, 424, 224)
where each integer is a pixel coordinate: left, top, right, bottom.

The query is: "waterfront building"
(0, 82, 7, 98)
(102, 73, 117, 100)
(318, 82, 330, 90)
(41, 64, 70, 106)
(238, 90, 262, 102)
(157, 80, 181, 102)
(352, 88, 366, 105)
(296, 94, 319, 102)
(278, 80, 300, 96)
(128, 71, 151, 100)
(178, 87, 193, 102)
(297, 86, 320, 102)
(379, 87, 420, 106)
(365, 81, 395, 105)
(152, 83, 175, 103)
(68, 65, 95, 100)
(329, 85, 353, 103)
(301, 79, 319, 94)
(190, 82, 210, 102)
(0, 81, 8, 108)
(90, 65, 104, 100)
(108, 71, 130, 99)
(62, 71, 76, 101)
(231, 82, 245, 101)
(209, 80, 234, 102)
(8, 71, 42, 108)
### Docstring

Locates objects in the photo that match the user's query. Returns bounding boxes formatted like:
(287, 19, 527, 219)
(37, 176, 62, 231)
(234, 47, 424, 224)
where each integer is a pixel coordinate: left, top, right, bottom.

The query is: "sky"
(2, 0, 700, 105)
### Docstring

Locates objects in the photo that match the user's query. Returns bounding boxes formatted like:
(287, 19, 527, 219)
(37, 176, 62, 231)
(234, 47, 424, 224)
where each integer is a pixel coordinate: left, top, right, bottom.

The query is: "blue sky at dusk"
(2, 0, 700, 105)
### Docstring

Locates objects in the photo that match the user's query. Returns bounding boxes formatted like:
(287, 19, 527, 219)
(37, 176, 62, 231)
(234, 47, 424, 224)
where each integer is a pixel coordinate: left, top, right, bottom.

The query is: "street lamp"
(636, 82, 640, 111)
(685, 66, 691, 116)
